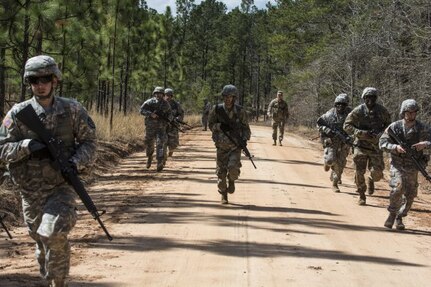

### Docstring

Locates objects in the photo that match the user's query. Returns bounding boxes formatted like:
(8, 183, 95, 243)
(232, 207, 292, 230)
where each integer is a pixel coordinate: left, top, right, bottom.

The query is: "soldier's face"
(29, 76, 56, 98)
(404, 110, 417, 122)
(277, 93, 283, 101)
(335, 103, 347, 113)
(364, 95, 377, 108)
(155, 92, 164, 100)
(224, 95, 234, 108)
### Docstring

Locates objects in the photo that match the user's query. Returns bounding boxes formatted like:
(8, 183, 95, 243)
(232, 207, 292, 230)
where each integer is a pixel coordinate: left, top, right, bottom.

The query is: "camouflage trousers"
(166, 125, 180, 151)
(145, 125, 167, 162)
(323, 143, 350, 182)
(352, 148, 384, 194)
(216, 147, 242, 193)
(388, 165, 418, 217)
(201, 114, 209, 130)
(271, 120, 285, 141)
(21, 185, 77, 280)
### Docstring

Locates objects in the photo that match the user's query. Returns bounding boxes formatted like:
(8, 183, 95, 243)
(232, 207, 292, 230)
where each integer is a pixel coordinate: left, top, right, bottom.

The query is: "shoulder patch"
(2, 116, 13, 129)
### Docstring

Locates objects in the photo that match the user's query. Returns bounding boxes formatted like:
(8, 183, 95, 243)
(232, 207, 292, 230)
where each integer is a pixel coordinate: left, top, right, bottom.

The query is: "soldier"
(0, 55, 97, 287)
(201, 98, 211, 131)
(208, 85, 251, 204)
(379, 99, 431, 230)
(267, 90, 289, 146)
(140, 86, 172, 172)
(164, 88, 184, 158)
(317, 94, 352, 193)
(344, 87, 391, 205)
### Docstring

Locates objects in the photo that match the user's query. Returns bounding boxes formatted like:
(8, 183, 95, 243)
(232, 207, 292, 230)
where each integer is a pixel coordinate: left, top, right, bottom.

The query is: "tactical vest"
(356, 104, 387, 132)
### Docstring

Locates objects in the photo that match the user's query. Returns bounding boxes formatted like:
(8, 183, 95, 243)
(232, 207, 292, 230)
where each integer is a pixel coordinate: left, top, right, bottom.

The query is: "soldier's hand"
(395, 145, 406, 154)
(412, 141, 430, 151)
(62, 159, 78, 175)
(151, 113, 158, 119)
(28, 139, 46, 153)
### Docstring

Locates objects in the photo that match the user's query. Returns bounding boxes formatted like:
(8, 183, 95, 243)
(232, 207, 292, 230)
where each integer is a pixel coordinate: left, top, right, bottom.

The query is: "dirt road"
(1, 125, 431, 286)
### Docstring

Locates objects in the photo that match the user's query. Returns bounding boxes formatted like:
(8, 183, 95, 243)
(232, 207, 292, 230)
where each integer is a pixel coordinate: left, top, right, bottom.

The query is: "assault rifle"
(174, 118, 192, 129)
(317, 118, 375, 151)
(16, 105, 113, 241)
(216, 105, 257, 169)
(0, 214, 12, 239)
(150, 103, 186, 133)
(387, 128, 431, 182)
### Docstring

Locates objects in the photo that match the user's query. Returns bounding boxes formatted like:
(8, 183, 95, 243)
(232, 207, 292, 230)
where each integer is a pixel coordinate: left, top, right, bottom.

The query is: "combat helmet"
(152, 86, 164, 95)
(361, 87, 378, 99)
(24, 55, 62, 81)
(400, 99, 419, 117)
(164, 88, 174, 96)
(221, 84, 238, 97)
(334, 93, 349, 105)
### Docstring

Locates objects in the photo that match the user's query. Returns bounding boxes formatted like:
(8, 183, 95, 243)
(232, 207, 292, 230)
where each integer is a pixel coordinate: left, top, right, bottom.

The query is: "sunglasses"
(28, 75, 53, 85)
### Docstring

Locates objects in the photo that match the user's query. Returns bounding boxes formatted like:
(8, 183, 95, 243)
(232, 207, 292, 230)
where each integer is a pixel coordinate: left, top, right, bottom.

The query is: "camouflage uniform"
(317, 94, 352, 192)
(379, 99, 431, 230)
(209, 85, 251, 204)
(165, 89, 184, 157)
(267, 92, 289, 145)
(201, 99, 211, 131)
(343, 87, 391, 205)
(0, 96, 97, 283)
(140, 87, 172, 171)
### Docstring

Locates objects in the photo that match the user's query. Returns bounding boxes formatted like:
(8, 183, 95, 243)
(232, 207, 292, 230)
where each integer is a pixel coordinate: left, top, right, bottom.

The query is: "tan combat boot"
(273, 140, 276, 146)
(221, 192, 228, 204)
(384, 213, 396, 229)
(279, 139, 283, 146)
(367, 176, 374, 195)
(49, 278, 67, 287)
(358, 193, 366, 206)
(332, 180, 340, 193)
(395, 216, 405, 230)
(146, 157, 152, 169)
(227, 179, 235, 194)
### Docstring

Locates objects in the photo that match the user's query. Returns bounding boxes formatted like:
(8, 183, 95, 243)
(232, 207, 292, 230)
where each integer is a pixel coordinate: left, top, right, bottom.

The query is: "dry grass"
(91, 111, 203, 142)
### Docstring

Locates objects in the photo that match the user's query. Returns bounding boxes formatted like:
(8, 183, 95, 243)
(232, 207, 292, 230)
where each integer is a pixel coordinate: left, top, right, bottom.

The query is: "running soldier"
(344, 87, 391, 205)
(317, 94, 352, 193)
(164, 88, 184, 158)
(140, 87, 172, 172)
(208, 85, 251, 204)
(202, 98, 211, 131)
(267, 90, 289, 146)
(379, 99, 431, 230)
(0, 55, 97, 287)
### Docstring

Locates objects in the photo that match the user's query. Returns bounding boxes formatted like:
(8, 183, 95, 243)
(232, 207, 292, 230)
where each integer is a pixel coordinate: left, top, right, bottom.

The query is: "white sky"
(146, 0, 276, 14)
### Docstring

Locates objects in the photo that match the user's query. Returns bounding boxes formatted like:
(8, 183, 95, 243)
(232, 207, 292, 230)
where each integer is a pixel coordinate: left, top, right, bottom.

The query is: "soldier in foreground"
(344, 87, 391, 205)
(164, 88, 184, 159)
(201, 98, 211, 131)
(208, 85, 251, 204)
(140, 87, 172, 172)
(379, 99, 431, 230)
(0, 55, 97, 287)
(317, 94, 352, 193)
(267, 90, 289, 146)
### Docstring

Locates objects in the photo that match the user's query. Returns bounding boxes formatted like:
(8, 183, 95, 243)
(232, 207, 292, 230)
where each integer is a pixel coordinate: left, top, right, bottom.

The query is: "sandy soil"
(1, 125, 431, 286)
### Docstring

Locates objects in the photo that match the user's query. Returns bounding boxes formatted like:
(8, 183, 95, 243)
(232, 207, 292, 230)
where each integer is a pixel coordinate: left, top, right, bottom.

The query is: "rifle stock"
(387, 128, 431, 182)
(16, 105, 113, 241)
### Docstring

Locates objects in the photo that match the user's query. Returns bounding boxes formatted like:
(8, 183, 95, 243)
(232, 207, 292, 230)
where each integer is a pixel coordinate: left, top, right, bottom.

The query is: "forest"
(1, 0, 431, 127)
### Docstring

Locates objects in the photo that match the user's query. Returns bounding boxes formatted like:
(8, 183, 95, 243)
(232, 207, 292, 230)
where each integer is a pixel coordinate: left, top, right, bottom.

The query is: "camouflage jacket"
(379, 120, 431, 170)
(140, 97, 172, 128)
(208, 103, 251, 150)
(344, 103, 391, 151)
(202, 102, 211, 116)
(0, 96, 97, 191)
(168, 99, 184, 121)
(317, 107, 352, 146)
(267, 98, 289, 122)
